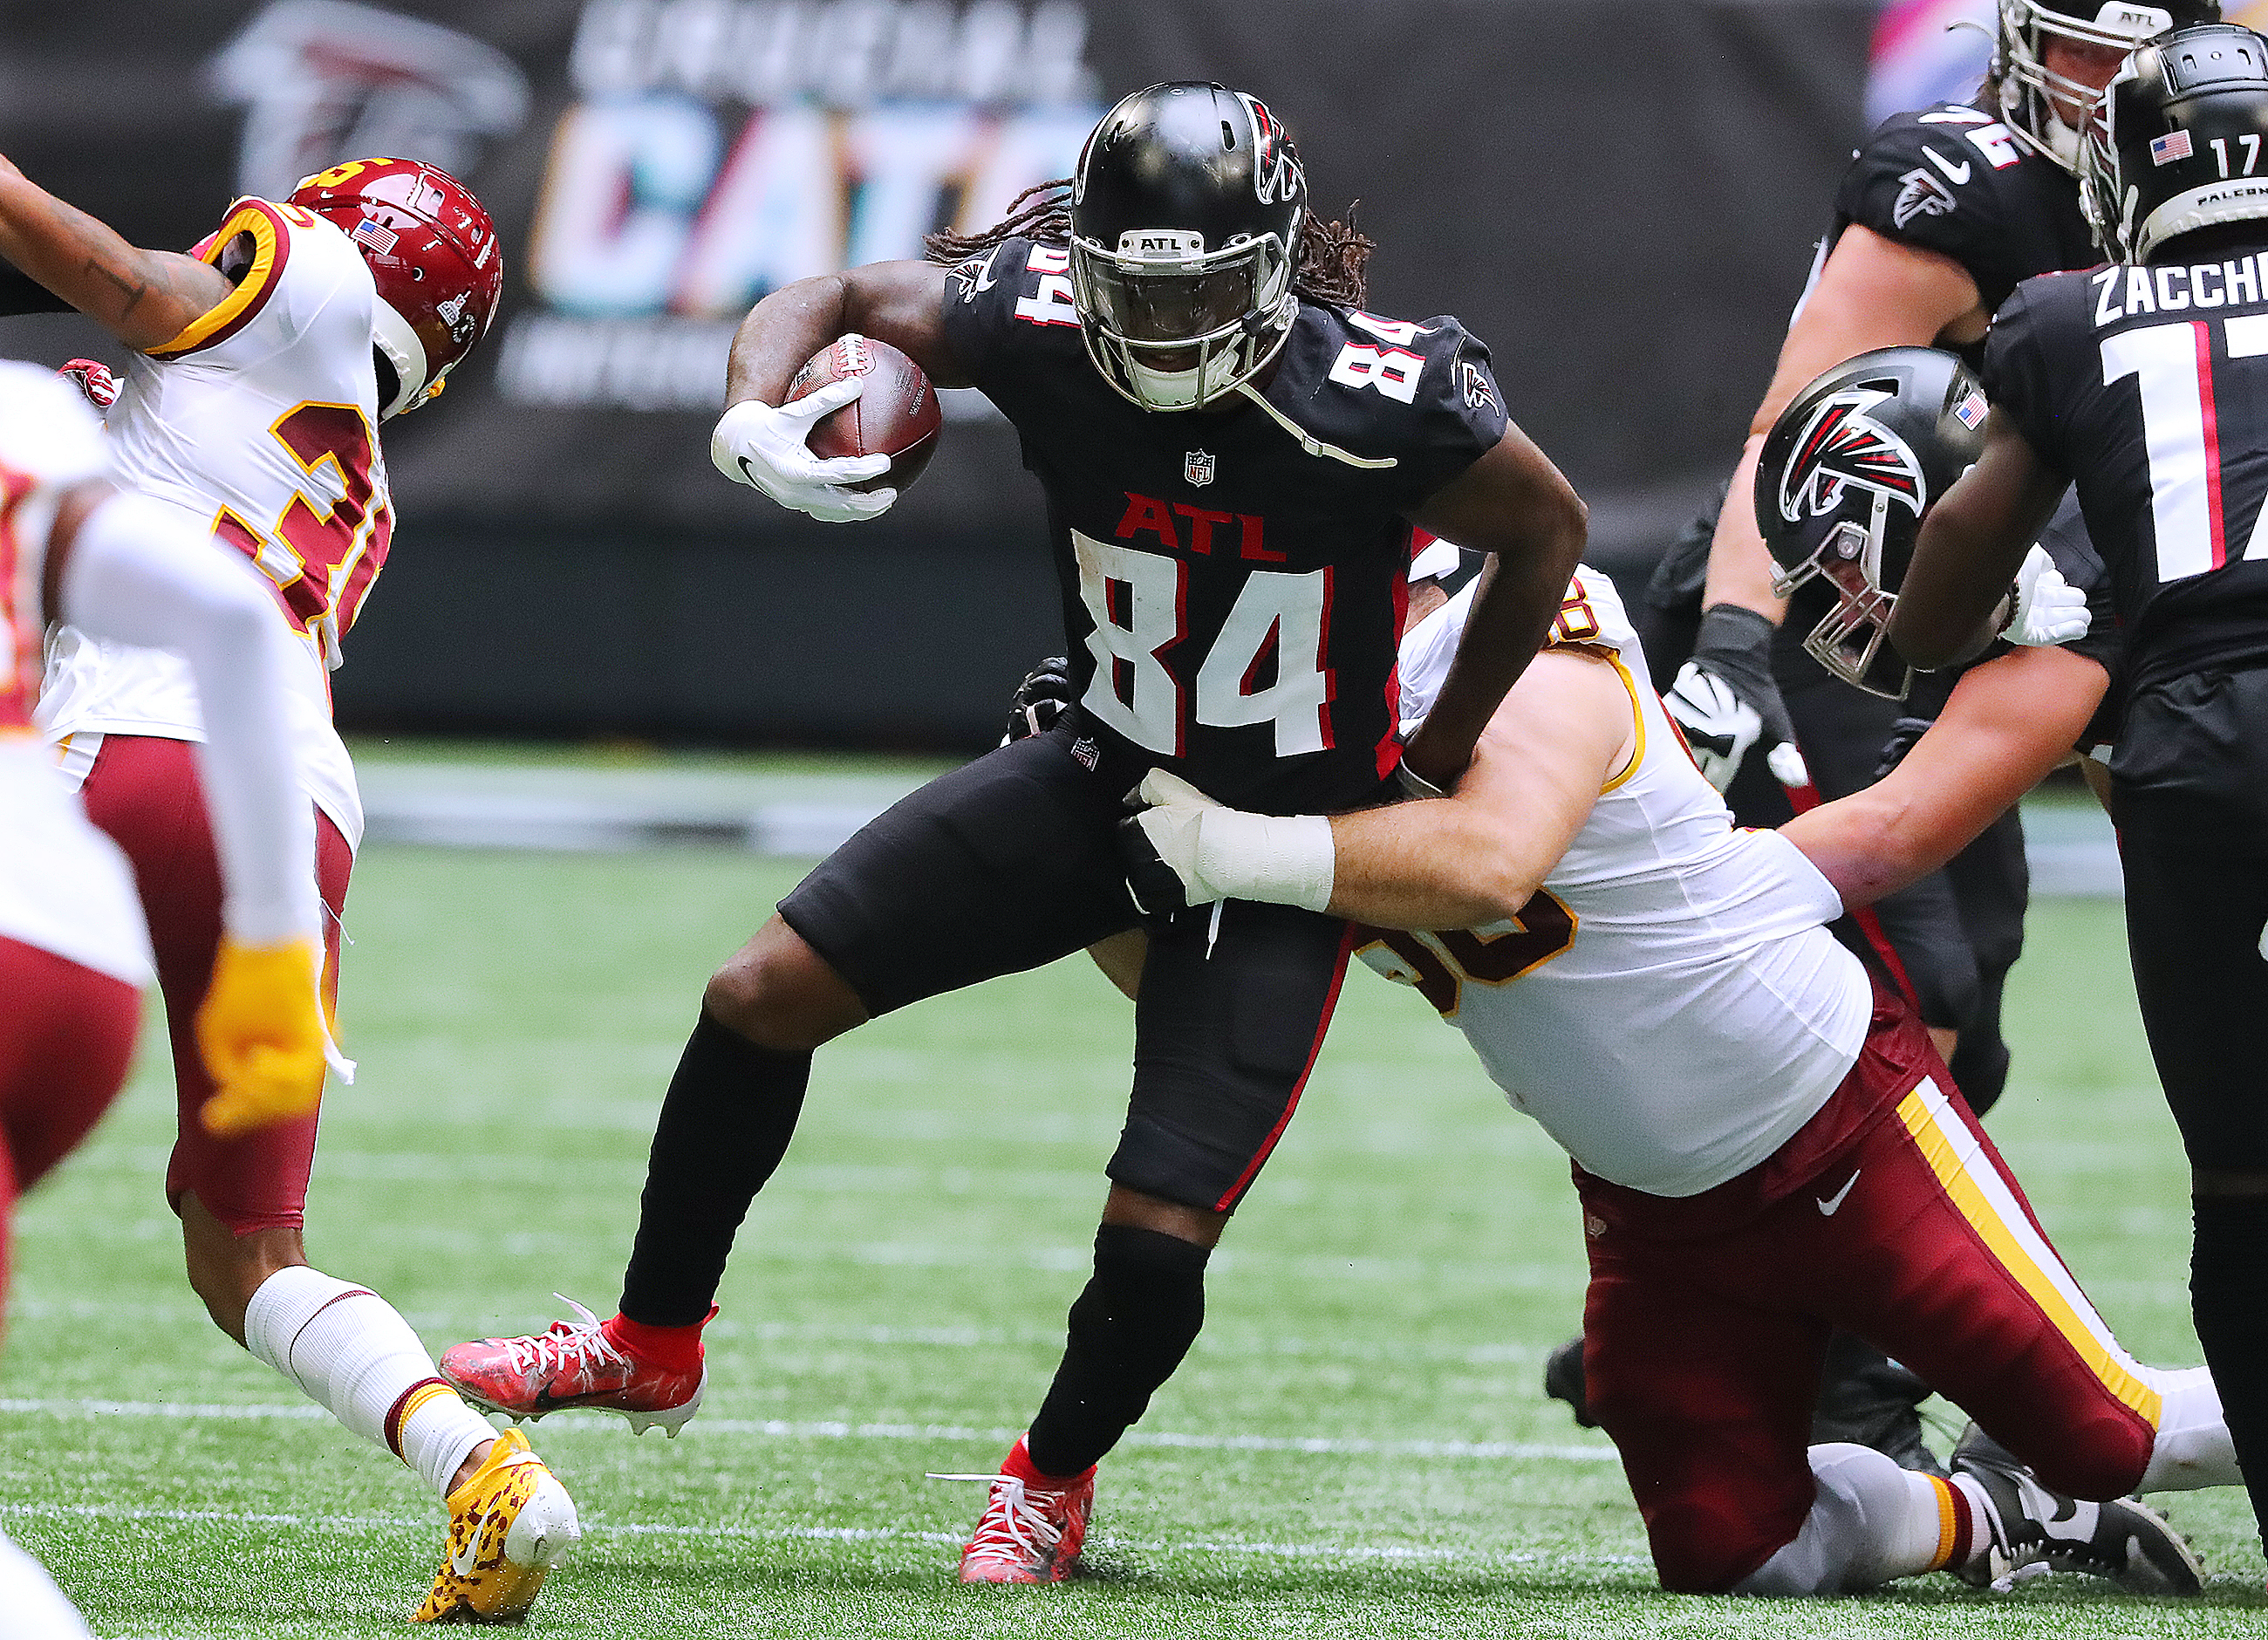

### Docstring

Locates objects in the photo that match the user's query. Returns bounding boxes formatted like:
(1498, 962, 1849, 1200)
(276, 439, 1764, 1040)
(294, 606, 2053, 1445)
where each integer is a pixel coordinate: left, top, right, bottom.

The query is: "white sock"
(2139, 1364, 2243, 1493)
(1735, 1443, 1960, 1596)
(243, 1265, 497, 1498)
(0, 1527, 93, 1638)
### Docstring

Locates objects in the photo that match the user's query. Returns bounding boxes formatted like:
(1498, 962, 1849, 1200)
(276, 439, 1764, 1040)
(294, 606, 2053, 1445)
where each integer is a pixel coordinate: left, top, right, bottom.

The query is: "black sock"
(2192, 1194, 2268, 1551)
(1025, 1224, 1211, 1478)
(618, 1013, 811, 1327)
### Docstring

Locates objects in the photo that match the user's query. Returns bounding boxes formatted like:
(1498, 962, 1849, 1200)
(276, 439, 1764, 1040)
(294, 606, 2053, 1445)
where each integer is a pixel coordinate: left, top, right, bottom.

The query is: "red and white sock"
(243, 1266, 497, 1497)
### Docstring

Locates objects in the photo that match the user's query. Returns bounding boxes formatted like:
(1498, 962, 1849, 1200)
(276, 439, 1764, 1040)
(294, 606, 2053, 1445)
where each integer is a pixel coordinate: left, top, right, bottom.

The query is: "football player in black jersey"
(1689, 0, 2215, 1124)
(1563, 0, 2220, 1475)
(1896, 22, 2268, 1553)
(439, 82, 1586, 1582)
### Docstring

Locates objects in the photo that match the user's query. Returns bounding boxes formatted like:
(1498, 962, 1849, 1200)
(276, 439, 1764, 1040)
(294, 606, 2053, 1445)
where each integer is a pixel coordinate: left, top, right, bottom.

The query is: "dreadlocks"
(925, 180, 1376, 311)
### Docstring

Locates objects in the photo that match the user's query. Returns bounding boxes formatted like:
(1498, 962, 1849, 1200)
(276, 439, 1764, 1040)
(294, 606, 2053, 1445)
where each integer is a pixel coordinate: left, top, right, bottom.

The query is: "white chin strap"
(371, 299, 430, 420)
(1128, 347, 1246, 412)
(2043, 109, 2084, 172)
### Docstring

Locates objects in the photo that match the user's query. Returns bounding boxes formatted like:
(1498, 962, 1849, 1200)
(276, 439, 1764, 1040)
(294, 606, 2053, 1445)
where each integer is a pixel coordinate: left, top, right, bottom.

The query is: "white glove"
(710, 379, 898, 523)
(1661, 662, 1763, 793)
(1127, 769, 1336, 913)
(2006, 543, 2092, 646)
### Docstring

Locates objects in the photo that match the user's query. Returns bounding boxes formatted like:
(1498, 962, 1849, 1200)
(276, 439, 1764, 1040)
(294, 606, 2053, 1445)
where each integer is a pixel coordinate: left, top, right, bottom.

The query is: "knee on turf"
(702, 920, 862, 1052)
(1640, 1476, 1813, 1594)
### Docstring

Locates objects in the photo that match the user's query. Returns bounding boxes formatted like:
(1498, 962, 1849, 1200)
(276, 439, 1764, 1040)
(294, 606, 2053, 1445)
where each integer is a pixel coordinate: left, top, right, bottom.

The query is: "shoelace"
(927, 1473, 1065, 1565)
(500, 1295, 624, 1377)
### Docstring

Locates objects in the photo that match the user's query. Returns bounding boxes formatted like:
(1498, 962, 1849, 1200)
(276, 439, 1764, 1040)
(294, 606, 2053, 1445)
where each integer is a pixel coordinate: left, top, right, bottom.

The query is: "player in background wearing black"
(441, 82, 1586, 1582)
(1551, 0, 2219, 1469)
(1895, 21, 2268, 1558)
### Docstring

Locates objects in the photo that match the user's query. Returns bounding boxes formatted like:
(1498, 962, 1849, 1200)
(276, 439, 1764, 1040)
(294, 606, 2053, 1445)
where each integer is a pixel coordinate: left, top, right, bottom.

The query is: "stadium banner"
(0, 0, 1991, 743)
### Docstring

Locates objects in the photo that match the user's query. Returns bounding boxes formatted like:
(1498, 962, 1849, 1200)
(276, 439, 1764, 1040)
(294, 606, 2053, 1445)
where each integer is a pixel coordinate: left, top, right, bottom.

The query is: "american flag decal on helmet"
(1780, 388, 1929, 522)
(352, 217, 400, 255)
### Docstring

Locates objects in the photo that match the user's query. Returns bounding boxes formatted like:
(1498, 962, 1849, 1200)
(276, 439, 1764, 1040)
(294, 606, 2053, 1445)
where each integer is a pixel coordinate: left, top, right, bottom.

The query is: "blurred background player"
(0, 362, 325, 1634)
(1893, 20, 2268, 1564)
(1117, 512, 2240, 1601)
(0, 154, 578, 1621)
(440, 80, 1587, 1583)
(1568, 0, 2219, 1470)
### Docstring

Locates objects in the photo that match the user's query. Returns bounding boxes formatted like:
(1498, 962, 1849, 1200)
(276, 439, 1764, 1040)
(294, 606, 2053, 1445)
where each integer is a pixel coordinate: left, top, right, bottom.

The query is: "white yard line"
(0, 1397, 1616, 1463)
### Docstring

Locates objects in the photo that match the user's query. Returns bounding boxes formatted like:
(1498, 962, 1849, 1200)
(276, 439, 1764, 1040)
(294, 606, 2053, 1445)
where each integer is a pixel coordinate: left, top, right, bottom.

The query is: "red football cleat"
(935, 1437, 1096, 1583)
(440, 1295, 705, 1437)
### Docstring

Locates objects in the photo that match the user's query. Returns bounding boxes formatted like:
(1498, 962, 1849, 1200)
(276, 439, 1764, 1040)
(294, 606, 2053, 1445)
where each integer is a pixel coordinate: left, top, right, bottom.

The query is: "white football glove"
(1662, 661, 1763, 793)
(709, 380, 898, 523)
(2005, 543, 2092, 646)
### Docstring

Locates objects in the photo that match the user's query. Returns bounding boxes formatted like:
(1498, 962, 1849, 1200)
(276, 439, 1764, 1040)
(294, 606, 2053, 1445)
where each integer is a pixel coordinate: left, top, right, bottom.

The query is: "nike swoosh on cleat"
(1816, 1170, 1862, 1216)
(449, 1497, 507, 1578)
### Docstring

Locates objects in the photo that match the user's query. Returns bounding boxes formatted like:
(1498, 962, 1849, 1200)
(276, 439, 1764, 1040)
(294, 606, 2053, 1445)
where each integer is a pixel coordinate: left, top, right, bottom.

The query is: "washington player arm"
(721, 258, 973, 406)
(1133, 646, 1630, 931)
(1325, 646, 1629, 927)
(0, 155, 233, 352)
(1780, 640, 2107, 910)
(1398, 424, 1588, 789)
(1892, 407, 2070, 670)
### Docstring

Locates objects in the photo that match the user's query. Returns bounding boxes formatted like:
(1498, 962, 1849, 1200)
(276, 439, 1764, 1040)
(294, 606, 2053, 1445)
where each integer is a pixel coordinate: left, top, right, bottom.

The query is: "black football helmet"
(2081, 23, 2268, 260)
(1758, 348, 1991, 700)
(1996, 0, 2221, 172)
(1068, 82, 1306, 412)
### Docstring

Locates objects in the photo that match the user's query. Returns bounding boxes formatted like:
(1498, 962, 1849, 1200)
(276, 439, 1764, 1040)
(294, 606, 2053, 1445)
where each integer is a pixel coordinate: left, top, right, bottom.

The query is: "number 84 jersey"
(943, 236, 1507, 816)
(1364, 569, 1873, 1199)
(39, 198, 388, 850)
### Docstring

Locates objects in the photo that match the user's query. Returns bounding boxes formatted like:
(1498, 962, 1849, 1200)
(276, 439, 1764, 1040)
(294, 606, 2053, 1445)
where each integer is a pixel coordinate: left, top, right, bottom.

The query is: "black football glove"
(1662, 604, 1809, 792)
(1873, 716, 1937, 783)
(1001, 655, 1074, 747)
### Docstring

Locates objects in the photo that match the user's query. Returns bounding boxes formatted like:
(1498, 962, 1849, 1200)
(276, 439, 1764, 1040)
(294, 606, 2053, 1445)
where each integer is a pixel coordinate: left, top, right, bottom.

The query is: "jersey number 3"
(214, 402, 393, 662)
(1073, 532, 1331, 756)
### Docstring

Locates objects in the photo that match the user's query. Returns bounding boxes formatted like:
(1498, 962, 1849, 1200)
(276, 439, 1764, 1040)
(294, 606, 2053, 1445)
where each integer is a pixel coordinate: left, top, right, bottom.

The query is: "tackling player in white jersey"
(1122, 564, 2242, 1597)
(0, 154, 577, 1621)
(0, 361, 331, 1634)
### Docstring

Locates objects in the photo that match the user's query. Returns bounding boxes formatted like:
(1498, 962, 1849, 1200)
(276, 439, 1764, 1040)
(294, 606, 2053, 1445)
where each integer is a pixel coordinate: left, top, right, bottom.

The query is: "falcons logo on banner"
(1779, 388, 1929, 523)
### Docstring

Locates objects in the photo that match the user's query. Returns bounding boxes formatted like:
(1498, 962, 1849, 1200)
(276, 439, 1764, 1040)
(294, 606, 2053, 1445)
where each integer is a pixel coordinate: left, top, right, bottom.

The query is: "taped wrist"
(1193, 809, 1336, 913)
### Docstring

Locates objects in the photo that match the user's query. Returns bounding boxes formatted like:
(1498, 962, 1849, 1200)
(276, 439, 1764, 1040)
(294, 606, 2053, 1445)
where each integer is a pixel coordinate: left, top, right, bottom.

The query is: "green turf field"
(4, 845, 2258, 1637)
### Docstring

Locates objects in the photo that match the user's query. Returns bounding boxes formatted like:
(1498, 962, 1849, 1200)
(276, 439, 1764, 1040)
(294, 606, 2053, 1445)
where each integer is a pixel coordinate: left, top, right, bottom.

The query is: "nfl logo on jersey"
(1185, 449, 1216, 487)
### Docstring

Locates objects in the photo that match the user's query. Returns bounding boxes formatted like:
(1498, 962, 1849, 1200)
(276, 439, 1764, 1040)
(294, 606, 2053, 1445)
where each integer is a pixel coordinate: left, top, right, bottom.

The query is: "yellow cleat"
(412, 1428, 580, 1623)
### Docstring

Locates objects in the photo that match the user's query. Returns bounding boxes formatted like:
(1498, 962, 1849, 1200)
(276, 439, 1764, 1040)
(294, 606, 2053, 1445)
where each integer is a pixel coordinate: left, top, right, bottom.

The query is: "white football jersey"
(1364, 568, 1870, 1197)
(38, 198, 389, 850)
(0, 363, 151, 986)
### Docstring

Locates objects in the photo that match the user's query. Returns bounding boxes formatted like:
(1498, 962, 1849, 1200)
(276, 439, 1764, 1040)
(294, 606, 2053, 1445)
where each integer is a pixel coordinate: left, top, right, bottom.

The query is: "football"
(786, 333, 943, 493)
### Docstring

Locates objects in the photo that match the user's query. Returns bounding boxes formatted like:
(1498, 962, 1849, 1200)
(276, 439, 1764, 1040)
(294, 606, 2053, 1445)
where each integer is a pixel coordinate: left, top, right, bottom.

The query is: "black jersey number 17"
(2105, 313, 2268, 580)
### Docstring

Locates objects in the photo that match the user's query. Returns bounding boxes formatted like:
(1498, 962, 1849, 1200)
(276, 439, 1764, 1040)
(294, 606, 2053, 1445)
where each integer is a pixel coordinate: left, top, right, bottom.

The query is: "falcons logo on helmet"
(1236, 92, 1304, 205)
(1779, 389, 1929, 523)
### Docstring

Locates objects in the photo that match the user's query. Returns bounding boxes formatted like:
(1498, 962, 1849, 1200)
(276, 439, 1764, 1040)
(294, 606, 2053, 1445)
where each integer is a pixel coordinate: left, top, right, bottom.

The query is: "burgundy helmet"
(288, 157, 502, 419)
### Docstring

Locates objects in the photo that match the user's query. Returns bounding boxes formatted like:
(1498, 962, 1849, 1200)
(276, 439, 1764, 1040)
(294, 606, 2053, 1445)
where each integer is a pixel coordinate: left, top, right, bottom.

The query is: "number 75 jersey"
(38, 198, 388, 849)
